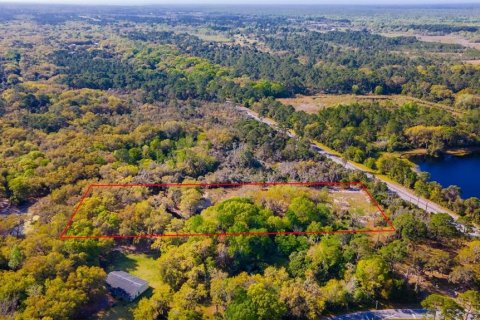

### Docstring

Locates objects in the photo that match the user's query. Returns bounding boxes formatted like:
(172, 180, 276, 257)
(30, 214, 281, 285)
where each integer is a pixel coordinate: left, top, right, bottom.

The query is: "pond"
(413, 153, 480, 199)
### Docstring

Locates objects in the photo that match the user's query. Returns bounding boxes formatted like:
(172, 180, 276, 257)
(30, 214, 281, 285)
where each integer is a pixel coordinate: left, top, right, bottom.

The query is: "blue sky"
(1, 0, 480, 5)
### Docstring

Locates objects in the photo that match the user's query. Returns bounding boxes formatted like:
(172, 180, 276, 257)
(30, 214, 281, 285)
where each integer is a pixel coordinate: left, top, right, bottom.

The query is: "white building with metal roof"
(106, 271, 149, 301)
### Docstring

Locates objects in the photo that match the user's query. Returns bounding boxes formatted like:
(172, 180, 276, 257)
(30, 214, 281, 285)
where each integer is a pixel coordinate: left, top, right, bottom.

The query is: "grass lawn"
(311, 139, 343, 157)
(98, 301, 136, 320)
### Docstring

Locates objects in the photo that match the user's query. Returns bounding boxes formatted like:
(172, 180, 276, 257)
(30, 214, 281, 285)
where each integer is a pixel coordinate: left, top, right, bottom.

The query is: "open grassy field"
(417, 34, 480, 50)
(380, 31, 480, 50)
(278, 94, 461, 115)
(330, 190, 378, 217)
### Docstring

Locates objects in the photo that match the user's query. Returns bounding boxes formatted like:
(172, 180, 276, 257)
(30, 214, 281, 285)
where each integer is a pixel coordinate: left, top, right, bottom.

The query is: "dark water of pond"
(413, 153, 480, 199)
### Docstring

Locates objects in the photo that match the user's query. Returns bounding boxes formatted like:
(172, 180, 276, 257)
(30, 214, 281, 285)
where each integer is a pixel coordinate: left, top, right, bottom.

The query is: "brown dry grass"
(330, 190, 378, 217)
(278, 94, 461, 115)
(417, 34, 480, 50)
(465, 59, 480, 65)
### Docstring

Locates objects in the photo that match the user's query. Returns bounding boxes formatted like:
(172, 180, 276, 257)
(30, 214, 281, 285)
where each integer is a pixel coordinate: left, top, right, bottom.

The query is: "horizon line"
(1, 1, 480, 7)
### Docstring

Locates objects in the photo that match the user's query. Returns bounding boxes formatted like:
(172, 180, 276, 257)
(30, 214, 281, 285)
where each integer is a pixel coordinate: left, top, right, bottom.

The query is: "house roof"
(106, 271, 148, 296)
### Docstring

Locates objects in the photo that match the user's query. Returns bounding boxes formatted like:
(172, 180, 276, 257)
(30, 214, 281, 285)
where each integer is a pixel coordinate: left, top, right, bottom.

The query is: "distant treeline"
(406, 24, 478, 33)
(127, 30, 480, 103)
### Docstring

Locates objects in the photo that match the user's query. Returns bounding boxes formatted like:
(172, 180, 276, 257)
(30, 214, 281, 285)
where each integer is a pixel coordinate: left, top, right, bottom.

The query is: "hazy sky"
(1, 0, 480, 5)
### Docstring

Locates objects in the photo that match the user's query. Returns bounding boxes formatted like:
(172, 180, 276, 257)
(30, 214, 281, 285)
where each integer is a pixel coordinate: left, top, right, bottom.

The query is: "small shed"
(106, 271, 149, 301)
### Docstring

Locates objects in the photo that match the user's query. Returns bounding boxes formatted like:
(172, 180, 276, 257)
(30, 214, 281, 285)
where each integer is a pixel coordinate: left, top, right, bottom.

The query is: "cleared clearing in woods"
(278, 94, 461, 115)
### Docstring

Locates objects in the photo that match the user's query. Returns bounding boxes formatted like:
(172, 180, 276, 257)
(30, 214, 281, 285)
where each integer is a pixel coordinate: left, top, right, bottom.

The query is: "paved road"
(328, 309, 430, 320)
(237, 106, 479, 237)
(328, 308, 477, 320)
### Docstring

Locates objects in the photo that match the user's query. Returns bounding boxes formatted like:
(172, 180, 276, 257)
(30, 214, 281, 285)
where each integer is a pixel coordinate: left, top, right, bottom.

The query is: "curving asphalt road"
(327, 308, 430, 320)
(237, 106, 479, 238)
(328, 308, 477, 320)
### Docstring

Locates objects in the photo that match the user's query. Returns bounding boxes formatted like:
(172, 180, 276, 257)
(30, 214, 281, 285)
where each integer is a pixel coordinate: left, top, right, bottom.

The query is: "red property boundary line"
(59, 181, 396, 240)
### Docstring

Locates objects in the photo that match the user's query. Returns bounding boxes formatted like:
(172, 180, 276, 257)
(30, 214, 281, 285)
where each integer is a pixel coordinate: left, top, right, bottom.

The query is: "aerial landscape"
(0, 1, 479, 319)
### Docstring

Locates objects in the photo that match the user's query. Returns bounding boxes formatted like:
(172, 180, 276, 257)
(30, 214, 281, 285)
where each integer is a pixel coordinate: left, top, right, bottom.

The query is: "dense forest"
(0, 4, 479, 320)
(125, 30, 480, 101)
